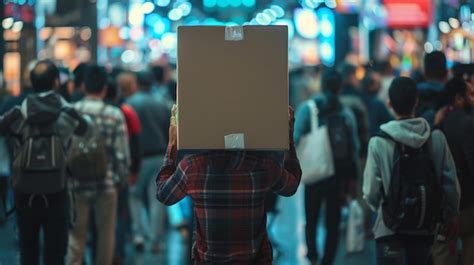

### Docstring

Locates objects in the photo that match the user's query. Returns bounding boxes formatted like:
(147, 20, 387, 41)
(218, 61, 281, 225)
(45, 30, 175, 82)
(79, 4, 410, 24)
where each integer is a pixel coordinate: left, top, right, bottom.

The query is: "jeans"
(305, 178, 341, 265)
(67, 188, 117, 265)
(376, 235, 433, 265)
(15, 190, 70, 265)
(129, 155, 166, 244)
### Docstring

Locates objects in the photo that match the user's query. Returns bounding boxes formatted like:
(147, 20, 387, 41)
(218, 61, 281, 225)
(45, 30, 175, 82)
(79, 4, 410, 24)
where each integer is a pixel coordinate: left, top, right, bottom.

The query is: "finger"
(171, 104, 177, 117)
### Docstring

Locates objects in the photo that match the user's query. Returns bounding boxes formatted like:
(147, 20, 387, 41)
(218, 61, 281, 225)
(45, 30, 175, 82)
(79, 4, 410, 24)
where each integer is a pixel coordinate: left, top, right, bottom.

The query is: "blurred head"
(30, 60, 60, 93)
(84, 64, 108, 97)
(338, 63, 358, 88)
(362, 71, 382, 95)
(423, 51, 447, 82)
(321, 69, 343, 96)
(136, 71, 153, 92)
(73, 63, 87, 89)
(444, 78, 473, 112)
(151, 65, 166, 85)
(58, 67, 74, 101)
(105, 78, 119, 104)
(117, 72, 138, 98)
(388, 77, 418, 118)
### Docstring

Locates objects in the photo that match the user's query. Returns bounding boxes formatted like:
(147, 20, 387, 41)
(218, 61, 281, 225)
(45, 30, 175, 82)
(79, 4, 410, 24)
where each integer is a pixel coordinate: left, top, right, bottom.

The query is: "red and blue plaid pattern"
(156, 141, 301, 264)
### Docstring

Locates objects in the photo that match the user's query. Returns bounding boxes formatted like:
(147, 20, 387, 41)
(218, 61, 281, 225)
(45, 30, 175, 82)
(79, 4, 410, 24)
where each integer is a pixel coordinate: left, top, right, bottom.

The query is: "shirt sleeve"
(0, 107, 21, 135)
(270, 118, 302, 197)
(156, 144, 188, 205)
(363, 138, 383, 212)
(293, 101, 311, 146)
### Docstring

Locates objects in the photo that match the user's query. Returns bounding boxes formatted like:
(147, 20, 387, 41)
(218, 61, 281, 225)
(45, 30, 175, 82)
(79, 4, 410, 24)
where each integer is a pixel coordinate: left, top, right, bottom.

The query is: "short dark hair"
(424, 51, 447, 80)
(30, 60, 59, 92)
(389, 77, 418, 116)
(136, 71, 153, 91)
(444, 78, 467, 105)
(84, 64, 108, 94)
(151, 65, 165, 84)
(73, 63, 87, 88)
(321, 69, 342, 95)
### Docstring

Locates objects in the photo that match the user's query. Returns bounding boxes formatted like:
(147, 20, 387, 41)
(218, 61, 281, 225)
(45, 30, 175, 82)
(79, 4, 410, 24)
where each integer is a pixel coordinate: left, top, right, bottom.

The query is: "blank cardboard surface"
(177, 26, 289, 150)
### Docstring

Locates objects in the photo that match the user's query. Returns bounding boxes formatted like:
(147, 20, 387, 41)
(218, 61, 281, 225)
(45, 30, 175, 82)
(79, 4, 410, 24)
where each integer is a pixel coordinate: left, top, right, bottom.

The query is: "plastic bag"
(346, 200, 365, 253)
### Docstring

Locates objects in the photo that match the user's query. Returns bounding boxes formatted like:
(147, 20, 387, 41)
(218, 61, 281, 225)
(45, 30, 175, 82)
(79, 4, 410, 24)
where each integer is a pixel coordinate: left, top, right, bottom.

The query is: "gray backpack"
(12, 118, 67, 194)
(68, 103, 108, 182)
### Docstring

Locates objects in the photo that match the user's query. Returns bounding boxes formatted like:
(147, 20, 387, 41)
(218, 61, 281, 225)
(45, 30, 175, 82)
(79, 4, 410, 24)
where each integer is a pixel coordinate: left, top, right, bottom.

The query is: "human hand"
(434, 106, 447, 127)
(169, 104, 177, 147)
(289, 106, 295, 129)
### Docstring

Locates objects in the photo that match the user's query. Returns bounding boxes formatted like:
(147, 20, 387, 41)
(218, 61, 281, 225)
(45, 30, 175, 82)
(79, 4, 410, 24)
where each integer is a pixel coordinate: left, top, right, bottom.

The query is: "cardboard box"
(177, 26, 289, 150)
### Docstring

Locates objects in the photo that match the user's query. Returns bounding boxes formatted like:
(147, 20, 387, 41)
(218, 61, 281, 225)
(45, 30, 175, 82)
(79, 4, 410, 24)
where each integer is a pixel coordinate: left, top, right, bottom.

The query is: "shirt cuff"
(163, 144, 178, 167)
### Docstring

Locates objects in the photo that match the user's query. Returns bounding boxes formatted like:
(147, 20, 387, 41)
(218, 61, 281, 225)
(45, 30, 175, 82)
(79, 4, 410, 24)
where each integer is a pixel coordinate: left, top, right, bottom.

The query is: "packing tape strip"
(224, 133, 245, 149)
(225, 26, 244, 41)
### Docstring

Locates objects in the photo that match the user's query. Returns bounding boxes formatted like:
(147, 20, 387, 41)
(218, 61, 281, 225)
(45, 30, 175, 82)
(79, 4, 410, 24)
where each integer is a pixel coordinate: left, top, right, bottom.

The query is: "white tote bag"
(346, 199, 365, 253)
(296, 100, 335, 185)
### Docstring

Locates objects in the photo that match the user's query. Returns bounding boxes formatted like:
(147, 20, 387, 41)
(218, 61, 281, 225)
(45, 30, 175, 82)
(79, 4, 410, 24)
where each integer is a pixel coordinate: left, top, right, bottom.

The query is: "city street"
(0, 188, 376, 265)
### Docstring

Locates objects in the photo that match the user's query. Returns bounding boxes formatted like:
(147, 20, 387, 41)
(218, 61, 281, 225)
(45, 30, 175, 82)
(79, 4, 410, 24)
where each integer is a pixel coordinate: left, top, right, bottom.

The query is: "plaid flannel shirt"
(72, 98, 130, 192)
(156, 135, 301, 264)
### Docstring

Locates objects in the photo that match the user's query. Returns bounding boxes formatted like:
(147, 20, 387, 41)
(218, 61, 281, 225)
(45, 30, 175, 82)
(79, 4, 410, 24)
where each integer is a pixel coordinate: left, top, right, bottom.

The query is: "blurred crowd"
(0, 48, 473, 265)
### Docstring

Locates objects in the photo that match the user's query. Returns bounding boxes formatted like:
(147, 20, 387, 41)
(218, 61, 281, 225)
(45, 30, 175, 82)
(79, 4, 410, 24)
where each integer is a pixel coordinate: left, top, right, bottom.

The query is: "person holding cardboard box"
(156, 105, 302, 264)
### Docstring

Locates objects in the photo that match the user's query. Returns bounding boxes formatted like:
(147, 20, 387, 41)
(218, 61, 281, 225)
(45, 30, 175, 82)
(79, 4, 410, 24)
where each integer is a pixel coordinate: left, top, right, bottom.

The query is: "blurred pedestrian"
(0, 60, 89, 265)
(433, 78, 474, 265)
(156, 105, 301, 264)
(127, 71, 171, 252)
(363, 77, 460, 265)
(339, 62, 369, 157)
(67, 65, 130, 265)
(58, 67, 74, 102)
(374, 61, 395, 105)
(295, 69, 360, 265)
(106, 78, 142, 265)
(417, 51, 448, 126)
(70, 63, 87, 103)
(361, 71, 393, 137)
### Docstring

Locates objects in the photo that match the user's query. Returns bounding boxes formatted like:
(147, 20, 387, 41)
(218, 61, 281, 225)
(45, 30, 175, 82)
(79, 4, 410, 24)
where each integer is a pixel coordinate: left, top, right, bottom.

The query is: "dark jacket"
(417, 81, 445, 126)
(294, 94, 360, 180)
(0, 91, 89, 159)
(362, 92, 393, 137)
(439, 107, 474, 210)
(127, 91, 172, 157)
(340, 86, 369, 156)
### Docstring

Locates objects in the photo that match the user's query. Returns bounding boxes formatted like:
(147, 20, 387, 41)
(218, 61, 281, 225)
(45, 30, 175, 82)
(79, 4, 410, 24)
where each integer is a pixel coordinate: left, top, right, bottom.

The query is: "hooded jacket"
(0, 91, 89, 162)
(363, 118, 460, 239)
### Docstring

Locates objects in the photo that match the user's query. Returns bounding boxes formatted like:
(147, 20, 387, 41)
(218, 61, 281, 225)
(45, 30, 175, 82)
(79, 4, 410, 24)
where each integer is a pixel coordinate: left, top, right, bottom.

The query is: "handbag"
(296, 99, 335, 185)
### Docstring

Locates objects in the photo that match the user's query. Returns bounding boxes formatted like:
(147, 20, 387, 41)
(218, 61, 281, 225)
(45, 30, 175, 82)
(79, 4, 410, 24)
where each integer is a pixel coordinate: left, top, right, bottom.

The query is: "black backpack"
(377, 131, 442, 234)
(11, 116, 67, 194)
(318, 99, 355, 174)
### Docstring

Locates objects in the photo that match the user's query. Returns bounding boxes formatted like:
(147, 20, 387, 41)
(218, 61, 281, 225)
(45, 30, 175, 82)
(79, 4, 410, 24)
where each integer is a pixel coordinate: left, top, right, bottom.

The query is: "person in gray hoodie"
(363, 77, 460, 265)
